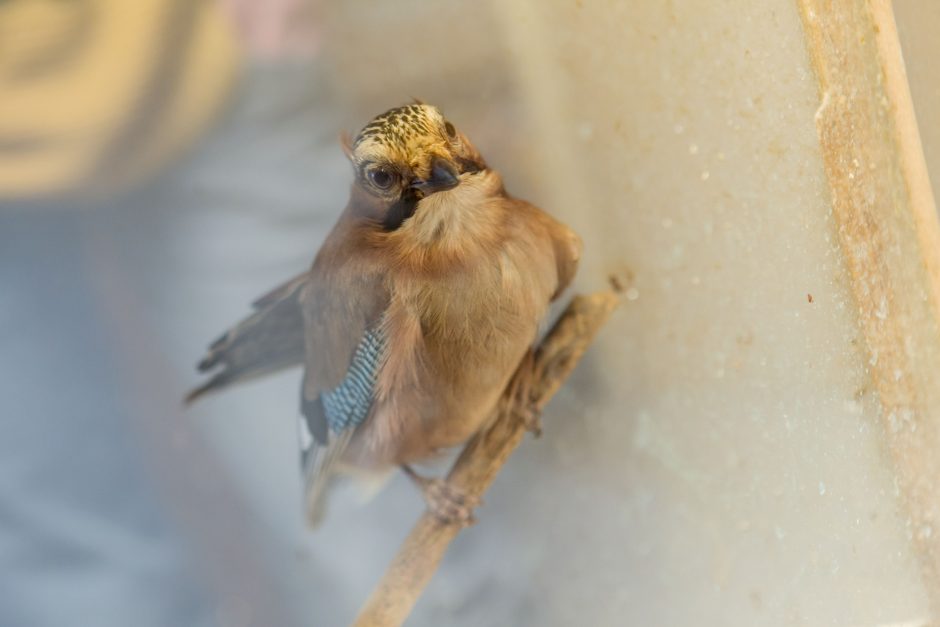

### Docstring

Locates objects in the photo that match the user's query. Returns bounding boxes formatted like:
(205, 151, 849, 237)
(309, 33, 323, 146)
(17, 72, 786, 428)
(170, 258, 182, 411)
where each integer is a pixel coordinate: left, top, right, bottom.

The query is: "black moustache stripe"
(383, 189, 419, 231)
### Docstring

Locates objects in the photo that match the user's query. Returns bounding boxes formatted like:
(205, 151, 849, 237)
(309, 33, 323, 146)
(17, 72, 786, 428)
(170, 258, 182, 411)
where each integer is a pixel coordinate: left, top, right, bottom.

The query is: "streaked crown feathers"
(350, 103, 451, 169)
(354, 103, 444, 149)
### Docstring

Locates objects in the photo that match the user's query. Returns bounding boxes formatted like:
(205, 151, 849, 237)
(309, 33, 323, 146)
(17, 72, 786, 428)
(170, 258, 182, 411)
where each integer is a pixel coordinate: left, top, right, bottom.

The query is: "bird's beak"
(412, 157, 460, 194)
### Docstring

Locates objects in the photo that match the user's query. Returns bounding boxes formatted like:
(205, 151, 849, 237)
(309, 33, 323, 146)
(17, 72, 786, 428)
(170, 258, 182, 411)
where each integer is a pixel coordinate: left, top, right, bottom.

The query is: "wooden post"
(797, 0, 940, 615)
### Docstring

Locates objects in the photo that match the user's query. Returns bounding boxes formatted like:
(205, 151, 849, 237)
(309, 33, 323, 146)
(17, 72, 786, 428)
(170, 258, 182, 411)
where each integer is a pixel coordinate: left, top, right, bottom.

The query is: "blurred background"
(2, 1, 940, 625)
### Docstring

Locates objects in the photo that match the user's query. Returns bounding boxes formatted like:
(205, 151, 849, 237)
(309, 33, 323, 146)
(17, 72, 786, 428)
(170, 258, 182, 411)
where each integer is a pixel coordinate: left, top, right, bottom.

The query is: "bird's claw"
(402, 466, 480, 526)
(422, 479, 480, 526)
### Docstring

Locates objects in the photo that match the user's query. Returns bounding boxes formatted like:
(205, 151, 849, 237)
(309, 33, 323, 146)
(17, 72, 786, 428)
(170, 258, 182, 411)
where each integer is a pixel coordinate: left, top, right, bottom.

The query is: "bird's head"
(344, 103, 489, 231)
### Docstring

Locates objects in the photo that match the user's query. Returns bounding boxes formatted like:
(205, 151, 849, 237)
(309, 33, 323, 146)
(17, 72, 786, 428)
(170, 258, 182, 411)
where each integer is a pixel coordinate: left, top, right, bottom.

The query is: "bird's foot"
(402, 466, 480, 526)
(422, 479, 480, 526)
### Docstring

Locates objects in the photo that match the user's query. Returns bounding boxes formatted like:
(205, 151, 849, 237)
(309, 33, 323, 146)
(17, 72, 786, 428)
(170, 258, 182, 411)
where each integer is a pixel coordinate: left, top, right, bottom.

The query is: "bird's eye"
(368, 167, 396, 190)
(444, 121, 457, 140)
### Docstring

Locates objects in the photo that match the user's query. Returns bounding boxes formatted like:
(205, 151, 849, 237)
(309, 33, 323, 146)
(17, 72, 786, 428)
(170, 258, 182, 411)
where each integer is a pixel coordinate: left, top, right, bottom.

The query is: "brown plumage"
(189, 103, 581, 524)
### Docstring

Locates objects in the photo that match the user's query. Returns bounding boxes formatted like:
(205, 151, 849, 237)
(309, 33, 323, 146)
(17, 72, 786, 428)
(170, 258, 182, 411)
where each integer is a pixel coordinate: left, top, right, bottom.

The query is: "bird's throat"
(408, 171, 504, 250)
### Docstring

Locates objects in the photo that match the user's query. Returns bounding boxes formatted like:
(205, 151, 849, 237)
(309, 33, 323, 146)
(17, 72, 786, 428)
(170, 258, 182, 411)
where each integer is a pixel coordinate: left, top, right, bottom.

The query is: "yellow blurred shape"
(0, 0, 239, 200)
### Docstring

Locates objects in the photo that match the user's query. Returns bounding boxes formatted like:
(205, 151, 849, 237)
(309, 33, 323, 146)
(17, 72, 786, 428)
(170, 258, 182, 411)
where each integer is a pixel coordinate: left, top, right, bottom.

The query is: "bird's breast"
(362, 213, 560, 465)
(419, 252, 541, 360)
(413, 245, 552, 434)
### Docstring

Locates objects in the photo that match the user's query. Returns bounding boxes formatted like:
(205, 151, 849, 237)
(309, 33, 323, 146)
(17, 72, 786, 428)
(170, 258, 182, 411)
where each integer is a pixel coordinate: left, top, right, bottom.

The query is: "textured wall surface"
(476, 1, 931, 624)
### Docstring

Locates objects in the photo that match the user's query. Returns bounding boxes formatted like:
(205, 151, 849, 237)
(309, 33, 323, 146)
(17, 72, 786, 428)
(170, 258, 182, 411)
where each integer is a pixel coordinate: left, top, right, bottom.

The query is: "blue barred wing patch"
(320, 329, 385, 433)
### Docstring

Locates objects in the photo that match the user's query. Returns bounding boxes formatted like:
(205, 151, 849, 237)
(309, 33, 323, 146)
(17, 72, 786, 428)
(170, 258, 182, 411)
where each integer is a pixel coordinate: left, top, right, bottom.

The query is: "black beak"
(412, 158, 460, 194)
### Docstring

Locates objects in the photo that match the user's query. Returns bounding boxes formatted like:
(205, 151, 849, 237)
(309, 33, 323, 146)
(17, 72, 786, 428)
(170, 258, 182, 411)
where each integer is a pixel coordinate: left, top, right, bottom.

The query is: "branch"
(352, 289, 622, 627)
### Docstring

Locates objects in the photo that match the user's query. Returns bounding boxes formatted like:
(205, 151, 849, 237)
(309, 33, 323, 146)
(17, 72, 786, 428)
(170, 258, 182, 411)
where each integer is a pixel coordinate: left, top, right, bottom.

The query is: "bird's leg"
(506, 349, 542, 437)
(401, 465, 480, 526)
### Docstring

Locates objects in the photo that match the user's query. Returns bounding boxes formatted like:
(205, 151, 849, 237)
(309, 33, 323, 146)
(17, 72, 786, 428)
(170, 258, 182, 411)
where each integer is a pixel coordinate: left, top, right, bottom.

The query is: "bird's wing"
(298, 246, 391, 525)
(186, 273, 309, 403)
(509, 197, 582, 300)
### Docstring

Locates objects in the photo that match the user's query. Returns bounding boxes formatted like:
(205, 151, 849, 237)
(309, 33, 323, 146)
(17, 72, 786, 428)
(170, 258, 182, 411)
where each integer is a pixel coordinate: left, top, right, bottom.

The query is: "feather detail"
(301, 327, 387, 526)
(321, 328, 386, 432)
(185, 273, 307, 404)
(303, 428, 354, 526)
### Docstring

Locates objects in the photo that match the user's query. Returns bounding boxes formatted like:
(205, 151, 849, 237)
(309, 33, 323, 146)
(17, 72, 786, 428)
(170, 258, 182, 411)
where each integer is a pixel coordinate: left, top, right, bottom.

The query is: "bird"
(187, 102, 581, 526)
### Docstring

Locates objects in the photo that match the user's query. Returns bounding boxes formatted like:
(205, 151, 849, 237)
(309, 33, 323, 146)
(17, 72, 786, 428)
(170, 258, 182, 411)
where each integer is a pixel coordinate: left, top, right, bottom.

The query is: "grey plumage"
(185, 275, 306, 404)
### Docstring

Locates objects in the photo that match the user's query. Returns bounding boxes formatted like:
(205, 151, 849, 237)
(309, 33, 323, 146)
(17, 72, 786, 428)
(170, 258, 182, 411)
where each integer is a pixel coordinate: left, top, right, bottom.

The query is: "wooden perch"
(798, 0, 940, 613)
(352, 289, 621, 627)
